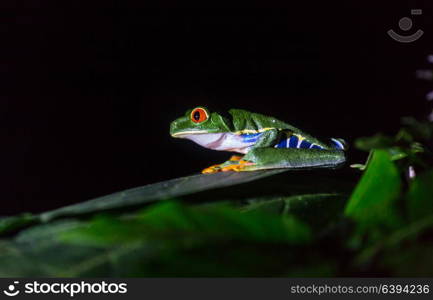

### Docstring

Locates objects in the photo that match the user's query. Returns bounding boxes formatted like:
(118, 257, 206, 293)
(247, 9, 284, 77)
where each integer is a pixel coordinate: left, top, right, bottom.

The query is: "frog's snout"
(169, 121, 178, 137)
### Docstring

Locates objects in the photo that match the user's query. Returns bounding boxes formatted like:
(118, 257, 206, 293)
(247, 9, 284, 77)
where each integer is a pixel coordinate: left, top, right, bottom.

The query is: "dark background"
(2, 2, 433, 214)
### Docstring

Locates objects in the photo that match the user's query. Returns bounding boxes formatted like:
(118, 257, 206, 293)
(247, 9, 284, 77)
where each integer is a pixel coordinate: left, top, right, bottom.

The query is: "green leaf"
(0, 214, 37, 235)
(401, 117, 433, 141)
(355, 214, 433, 266)
(407, 170, 433, 221)
(350, 164, 367, 171)
(381, 243, 433, 276)
(0, 170, 353, 238)
(345, 150, 403, 230)
(354, 134, 395, 151)
(39, 170, 286, 222)
(15, 219, 84, 246)
(241, 193, 348, 234)
(0, 201, 316, 277)
(60, 201, 312, 247)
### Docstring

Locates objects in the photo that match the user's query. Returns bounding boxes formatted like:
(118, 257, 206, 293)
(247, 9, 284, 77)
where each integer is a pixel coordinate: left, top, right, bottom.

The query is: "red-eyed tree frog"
(170, 107, 347, 174)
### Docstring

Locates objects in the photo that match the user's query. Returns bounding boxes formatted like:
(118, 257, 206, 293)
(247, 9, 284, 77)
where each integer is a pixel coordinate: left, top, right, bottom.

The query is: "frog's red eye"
(190, 107, 209, 123)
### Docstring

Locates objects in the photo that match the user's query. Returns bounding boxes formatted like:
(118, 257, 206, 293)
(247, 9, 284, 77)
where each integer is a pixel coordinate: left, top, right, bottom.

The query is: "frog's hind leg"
(202, 155, 255, 174)
(241, 147, 346, 171)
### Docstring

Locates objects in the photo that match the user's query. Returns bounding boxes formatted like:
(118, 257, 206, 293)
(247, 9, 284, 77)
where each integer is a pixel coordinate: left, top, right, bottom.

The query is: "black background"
(2, 2, 433, 214)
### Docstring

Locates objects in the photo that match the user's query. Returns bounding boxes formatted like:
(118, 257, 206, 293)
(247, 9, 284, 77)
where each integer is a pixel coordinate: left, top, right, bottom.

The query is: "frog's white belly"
(184, 133, 256, 154)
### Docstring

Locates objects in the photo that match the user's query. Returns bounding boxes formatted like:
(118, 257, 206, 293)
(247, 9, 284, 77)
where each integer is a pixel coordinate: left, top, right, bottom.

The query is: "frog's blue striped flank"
(288, 135, 298, 148)
(299, 140, 311, 149)
(275, 134, 324, 150)
(241, 132, 346, 151)
(276, 138, 287, 148)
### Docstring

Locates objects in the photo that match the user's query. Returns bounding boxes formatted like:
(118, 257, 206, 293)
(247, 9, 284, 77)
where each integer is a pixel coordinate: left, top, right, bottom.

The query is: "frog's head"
(170, 107, 232, 138)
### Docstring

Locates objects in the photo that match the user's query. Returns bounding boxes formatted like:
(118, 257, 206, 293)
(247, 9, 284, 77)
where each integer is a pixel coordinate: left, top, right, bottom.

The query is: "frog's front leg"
(201, 130, 280, 174)
(241, 148, 346, 171)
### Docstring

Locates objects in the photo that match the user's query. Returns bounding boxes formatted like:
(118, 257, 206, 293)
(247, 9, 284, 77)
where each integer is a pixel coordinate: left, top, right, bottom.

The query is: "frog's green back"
(229, 108, 327, 147)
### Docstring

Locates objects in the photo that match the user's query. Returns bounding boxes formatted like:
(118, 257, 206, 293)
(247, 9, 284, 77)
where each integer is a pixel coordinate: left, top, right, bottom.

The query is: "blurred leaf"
(355, 215, 433, 266)
(284, 261, 337, 277)
(401, 117, 433, 141)
(350, 151, 373, 171)
(0, 201, 316, 277)
(0, 169, 354, 239)
(184, 170, 355, 207)
(407, 170, 433, 221)
(240, 193, 347, 234)
(0, 170, 287, 236)
(105, 242, 325, 277)
(60, 201, 312, 247)
(386, 147, 409, 161)
(395, 127, 414, 143)
(354, 122, 429, 164)
(0, 241, 49, 277)
(350, 164, 367, 171)
(354, 134, 394, 151)
(0, 214, 37, 235)
(345, 150, 403, 231)
(380, 243, 433, 276)
(0, 239, 121, 277)
(15, 220, 84, 246)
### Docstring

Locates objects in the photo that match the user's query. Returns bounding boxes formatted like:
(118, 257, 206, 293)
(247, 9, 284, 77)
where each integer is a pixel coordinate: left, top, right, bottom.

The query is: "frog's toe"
(220, 160, 255, 172)
(229, 155, 243, 161)
(202, 164, 223, 174)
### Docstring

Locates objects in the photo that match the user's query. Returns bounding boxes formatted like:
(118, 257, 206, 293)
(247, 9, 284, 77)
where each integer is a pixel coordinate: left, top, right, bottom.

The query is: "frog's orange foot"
(229, 155, 243, 161)
(202, 164, 223, 174)
(202, 159, 255, 174)
(201, 155, 244, 174)
(220, 160, 255, 172)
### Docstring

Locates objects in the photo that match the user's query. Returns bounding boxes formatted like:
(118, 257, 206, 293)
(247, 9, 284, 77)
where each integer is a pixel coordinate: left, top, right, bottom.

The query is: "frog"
(170, 107, 347, 174)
